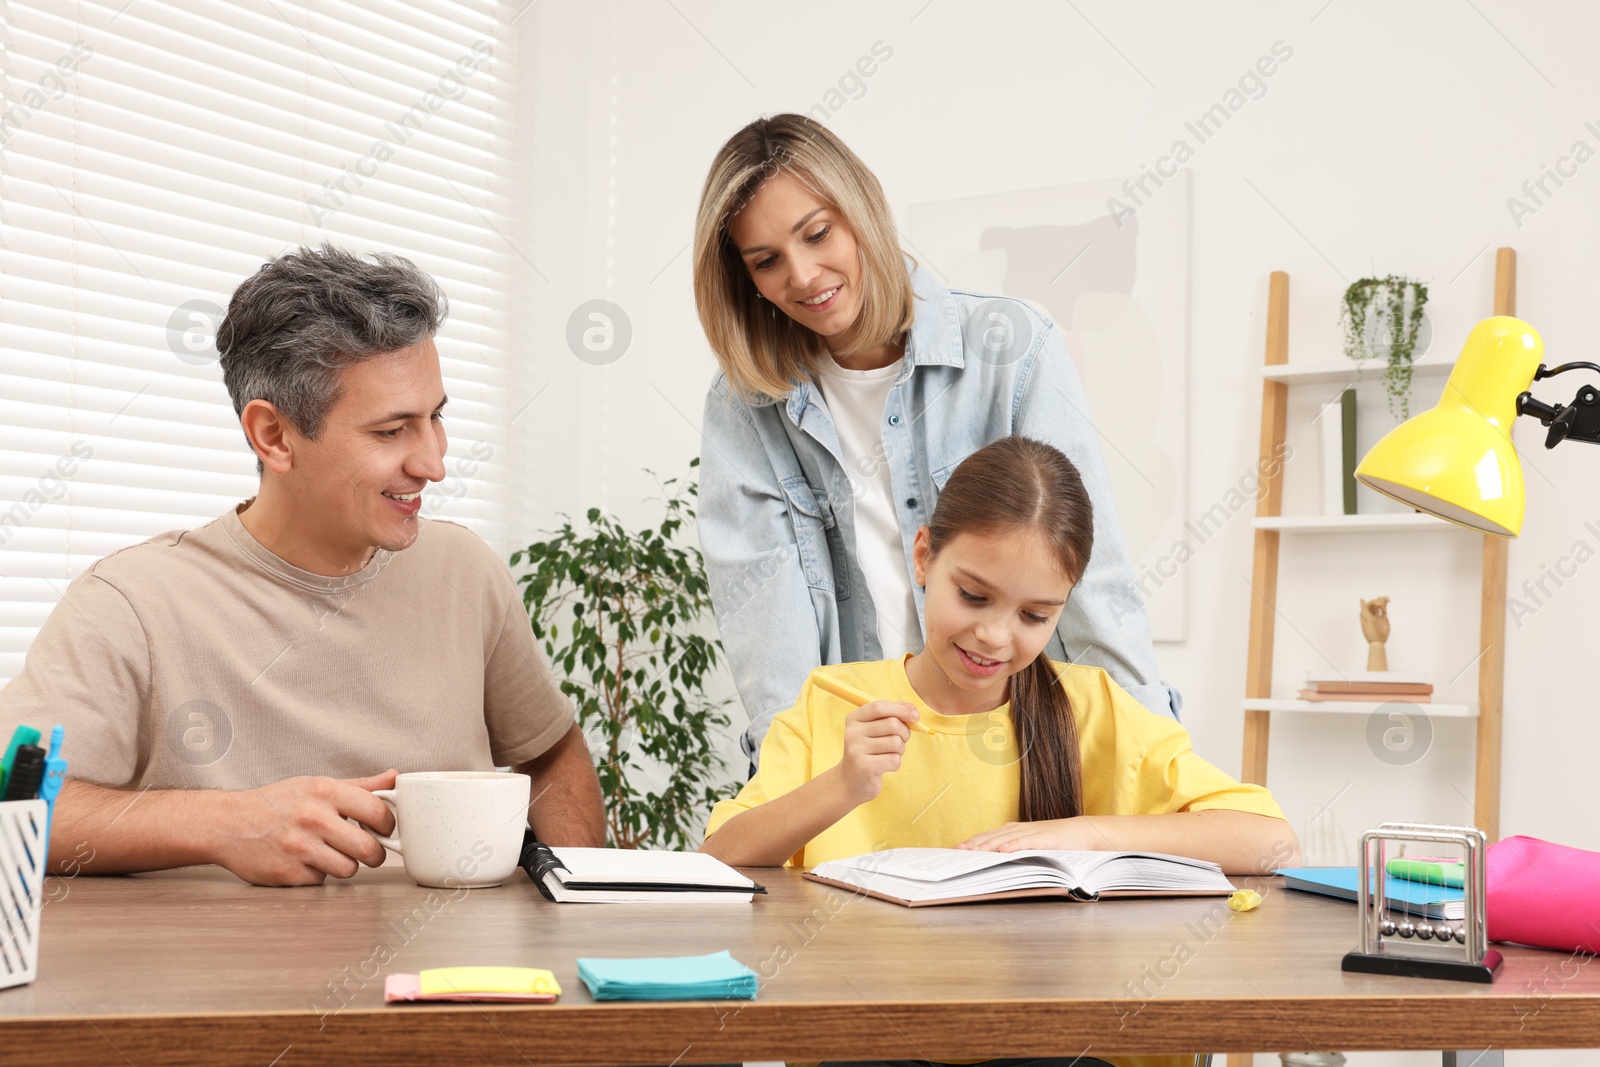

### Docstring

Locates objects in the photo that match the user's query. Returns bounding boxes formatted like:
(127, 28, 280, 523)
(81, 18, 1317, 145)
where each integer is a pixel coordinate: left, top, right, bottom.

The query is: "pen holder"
(1341, 821, 1501, 984)
(0, 799, 49, 990)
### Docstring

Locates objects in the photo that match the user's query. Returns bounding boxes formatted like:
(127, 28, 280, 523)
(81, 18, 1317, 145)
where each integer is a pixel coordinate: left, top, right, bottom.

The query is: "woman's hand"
(958, 818, 1108, 853)
(837, 700, 919, 805)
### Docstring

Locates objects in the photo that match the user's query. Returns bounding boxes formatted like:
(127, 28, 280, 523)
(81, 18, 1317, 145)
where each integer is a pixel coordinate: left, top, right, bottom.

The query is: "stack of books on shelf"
(1298, 672, 1432, 704)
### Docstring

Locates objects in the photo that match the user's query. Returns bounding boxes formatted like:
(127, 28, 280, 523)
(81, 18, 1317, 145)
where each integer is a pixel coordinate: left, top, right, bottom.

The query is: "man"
(0, 246, 604, 885)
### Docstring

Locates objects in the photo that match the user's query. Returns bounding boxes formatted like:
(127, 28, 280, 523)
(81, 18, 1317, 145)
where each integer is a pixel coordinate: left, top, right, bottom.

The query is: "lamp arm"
(1517, 364, 1600, 449)
(1534, 361, 1600, 381)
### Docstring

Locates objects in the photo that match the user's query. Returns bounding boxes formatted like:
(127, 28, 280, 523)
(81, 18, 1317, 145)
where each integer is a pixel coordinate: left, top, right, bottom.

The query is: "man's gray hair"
(218, 245, 448, 441)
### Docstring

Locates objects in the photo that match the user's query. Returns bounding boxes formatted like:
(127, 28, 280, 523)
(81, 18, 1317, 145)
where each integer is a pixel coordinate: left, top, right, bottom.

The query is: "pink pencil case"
(1487, 835, 1600, 954)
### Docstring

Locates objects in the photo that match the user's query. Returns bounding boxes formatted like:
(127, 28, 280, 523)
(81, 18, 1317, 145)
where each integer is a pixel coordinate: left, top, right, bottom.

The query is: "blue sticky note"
(575, 950, 758, 1001)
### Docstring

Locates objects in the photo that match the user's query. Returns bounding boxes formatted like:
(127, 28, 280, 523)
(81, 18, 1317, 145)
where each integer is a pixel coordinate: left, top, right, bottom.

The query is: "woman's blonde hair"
(693, 114, 915, 402)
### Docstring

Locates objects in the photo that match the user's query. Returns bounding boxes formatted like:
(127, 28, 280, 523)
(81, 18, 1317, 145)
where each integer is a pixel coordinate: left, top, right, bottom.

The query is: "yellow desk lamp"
(1355, 316, 1600, 537)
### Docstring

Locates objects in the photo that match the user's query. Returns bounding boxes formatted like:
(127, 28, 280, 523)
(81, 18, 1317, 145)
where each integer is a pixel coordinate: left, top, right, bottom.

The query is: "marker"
(3, 745, 44, 802)
(1, 725, 41, 797)
(1386, 857, 1465, 888)
(812, 674, 933, 734)
(39, 726, 66, 855)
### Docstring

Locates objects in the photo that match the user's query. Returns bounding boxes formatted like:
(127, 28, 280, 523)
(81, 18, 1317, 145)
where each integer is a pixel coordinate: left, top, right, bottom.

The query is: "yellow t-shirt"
(706, 656, 1284, 867)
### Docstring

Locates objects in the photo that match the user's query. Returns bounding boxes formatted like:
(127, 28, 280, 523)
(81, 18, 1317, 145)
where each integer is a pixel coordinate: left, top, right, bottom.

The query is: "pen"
(39, 725, 66, 857)
(812, 674, 934, 734)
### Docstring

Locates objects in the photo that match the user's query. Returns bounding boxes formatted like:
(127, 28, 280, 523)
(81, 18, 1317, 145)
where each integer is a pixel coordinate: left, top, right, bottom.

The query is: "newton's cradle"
(1341, 821, 1502, 984)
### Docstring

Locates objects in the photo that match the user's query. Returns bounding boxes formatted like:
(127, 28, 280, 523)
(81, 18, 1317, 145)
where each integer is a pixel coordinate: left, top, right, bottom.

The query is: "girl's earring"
(755, 292, 764, 301)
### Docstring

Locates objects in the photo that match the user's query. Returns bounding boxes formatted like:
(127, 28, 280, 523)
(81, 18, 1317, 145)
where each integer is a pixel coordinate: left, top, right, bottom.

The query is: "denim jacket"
(699, 263, 1181, 761)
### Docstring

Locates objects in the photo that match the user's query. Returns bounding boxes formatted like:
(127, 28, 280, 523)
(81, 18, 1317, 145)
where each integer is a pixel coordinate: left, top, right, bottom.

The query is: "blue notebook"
(575, 950, 759, 1001)
(1276, 866, 1464, 920)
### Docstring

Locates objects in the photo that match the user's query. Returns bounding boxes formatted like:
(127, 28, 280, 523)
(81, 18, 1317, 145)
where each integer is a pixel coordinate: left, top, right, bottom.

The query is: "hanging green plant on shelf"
(1340, 274, 1430, 419)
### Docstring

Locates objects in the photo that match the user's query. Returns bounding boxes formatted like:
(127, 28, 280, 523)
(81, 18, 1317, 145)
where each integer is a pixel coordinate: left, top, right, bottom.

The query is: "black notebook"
(519, 838, 765, 904)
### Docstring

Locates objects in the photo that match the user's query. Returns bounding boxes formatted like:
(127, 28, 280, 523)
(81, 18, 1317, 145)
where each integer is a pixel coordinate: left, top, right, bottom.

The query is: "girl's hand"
(837, 700, 920, 805)
(958, 818, 1105, 853)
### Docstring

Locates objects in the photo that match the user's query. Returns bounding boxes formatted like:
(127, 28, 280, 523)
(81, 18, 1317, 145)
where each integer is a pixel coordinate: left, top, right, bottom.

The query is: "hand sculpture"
(1360, 596, 1391, 672)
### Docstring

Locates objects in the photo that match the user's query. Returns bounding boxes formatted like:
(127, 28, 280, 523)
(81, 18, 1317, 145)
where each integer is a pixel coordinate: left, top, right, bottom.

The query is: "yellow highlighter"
(812, 673, 933, 734)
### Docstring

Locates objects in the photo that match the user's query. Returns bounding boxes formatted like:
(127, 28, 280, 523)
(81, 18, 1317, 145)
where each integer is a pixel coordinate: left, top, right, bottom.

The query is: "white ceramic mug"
(371, 771, 531, 889)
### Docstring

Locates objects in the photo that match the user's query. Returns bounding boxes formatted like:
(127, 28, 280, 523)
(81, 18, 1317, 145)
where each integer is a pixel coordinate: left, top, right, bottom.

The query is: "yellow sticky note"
(1227, 889, 1263, 913)
(420, 966, 562, 997)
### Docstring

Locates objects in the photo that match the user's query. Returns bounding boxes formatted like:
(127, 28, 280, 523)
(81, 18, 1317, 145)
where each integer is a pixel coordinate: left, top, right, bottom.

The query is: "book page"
(1066, 850, 1231, 894)
(825, 848, 1064, 882)
(550, 847, 755, 888)
(818, 848, 1229, 897)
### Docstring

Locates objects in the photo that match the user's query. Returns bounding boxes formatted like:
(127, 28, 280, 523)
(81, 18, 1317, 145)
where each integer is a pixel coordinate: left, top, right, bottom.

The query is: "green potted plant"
(511, 460, 735, 851)
(1340, 274, 1430, 419)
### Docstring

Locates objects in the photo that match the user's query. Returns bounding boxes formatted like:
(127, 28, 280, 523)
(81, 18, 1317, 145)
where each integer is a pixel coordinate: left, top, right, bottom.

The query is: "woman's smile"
(797, 284, 843, 312)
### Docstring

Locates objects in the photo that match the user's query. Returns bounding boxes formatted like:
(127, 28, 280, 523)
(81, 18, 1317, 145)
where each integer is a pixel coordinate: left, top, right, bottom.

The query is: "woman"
(693, 114, 1179, 766)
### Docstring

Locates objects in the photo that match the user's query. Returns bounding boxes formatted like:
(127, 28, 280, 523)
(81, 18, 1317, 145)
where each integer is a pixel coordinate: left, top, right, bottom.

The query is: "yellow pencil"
(812, 673, 933, 734)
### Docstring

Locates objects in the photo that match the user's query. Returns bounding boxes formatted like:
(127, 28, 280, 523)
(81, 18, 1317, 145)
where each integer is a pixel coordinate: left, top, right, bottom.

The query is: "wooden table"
(1, 864, 1596, 1066)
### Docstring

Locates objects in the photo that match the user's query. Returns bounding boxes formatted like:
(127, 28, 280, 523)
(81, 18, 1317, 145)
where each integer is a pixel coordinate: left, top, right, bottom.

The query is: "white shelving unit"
(1228, 254, 1516, 1067)
(1261, 359, 1456, 385)
(1242, 698, 1477, 718)
(1239, 258, 1511, 842)
(1252, 513, 1470, 533)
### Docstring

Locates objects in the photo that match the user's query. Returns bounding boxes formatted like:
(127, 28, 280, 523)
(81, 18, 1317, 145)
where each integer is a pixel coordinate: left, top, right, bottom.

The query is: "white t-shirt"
(813, 355, 921, 658)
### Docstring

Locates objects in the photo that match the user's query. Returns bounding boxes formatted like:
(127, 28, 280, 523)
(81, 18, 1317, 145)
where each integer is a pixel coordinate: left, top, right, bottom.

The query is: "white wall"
(521, 4, 1600, 1062)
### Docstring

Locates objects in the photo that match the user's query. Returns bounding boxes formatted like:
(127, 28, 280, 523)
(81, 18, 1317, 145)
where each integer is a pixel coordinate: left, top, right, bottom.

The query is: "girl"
(693, 115, 1179, 770)
(702, 436, 1297, 877)
(702, 438, 1294, 1067)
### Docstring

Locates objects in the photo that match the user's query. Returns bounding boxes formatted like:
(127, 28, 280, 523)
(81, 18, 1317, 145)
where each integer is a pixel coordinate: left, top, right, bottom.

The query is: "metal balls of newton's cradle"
(1381, 916, 1472, 944)
(1384, 918, 1471, 944)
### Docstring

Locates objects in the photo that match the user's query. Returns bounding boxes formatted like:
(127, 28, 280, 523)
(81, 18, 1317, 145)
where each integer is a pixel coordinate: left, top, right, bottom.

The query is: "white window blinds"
(0, 0, 519, 685)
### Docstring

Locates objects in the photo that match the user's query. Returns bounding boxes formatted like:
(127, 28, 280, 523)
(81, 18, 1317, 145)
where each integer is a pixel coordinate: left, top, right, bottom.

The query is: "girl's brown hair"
(925, 436, 1094, 822)
(692, 114, 915, 402)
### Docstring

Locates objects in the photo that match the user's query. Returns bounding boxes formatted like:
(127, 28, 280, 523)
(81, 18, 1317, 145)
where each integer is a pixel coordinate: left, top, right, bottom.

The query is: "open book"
(520, 842, 765, 904)
(804, 847, 1235, 907)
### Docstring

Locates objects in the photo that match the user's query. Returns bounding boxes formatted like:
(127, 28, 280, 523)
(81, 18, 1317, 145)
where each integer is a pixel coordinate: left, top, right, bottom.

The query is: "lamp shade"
(1354, 316, 1544, 537)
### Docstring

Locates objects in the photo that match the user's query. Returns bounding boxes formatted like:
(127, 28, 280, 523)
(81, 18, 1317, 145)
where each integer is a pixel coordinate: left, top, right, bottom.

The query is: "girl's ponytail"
(925, 435, 1095, 822)
(1012, 656, 1083, 822)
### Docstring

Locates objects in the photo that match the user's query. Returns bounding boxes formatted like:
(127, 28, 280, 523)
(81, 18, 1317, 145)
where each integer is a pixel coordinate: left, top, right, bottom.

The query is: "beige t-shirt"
(0, 503, 575, 790)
